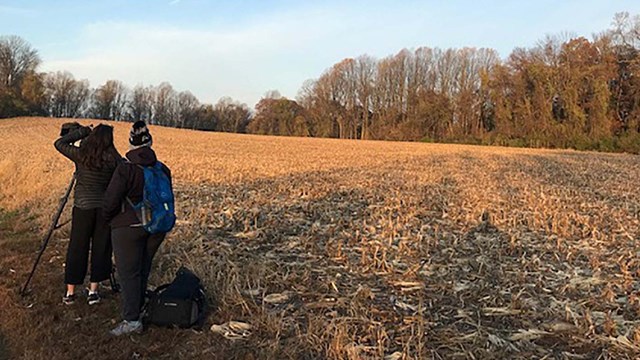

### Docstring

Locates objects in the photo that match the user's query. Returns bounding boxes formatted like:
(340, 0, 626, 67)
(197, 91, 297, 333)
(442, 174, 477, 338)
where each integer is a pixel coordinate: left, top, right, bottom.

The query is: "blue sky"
(2, 1, 640, 107)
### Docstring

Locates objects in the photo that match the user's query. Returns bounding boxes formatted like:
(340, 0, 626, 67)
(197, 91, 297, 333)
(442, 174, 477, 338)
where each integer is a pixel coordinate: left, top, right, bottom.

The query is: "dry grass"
(1, 117, 640, 359)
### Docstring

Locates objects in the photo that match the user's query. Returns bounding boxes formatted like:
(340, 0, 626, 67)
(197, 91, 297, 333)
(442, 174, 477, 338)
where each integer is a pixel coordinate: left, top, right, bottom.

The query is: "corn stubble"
(1, 117, 640, 359)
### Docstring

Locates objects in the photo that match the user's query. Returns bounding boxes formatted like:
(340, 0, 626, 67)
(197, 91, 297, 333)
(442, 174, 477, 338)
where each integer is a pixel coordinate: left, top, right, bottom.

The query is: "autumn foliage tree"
(289, 12, 640, 152)
(0, 35, 41, 116)
(3, 12, 640, 152)
(248, 97, 308, 136)
(90, 80, 128, 120)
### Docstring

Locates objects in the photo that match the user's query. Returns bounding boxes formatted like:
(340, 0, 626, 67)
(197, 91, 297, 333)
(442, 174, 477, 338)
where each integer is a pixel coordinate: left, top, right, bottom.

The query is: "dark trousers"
(65, 207, 113, 285)
(112, 226, 165, 321)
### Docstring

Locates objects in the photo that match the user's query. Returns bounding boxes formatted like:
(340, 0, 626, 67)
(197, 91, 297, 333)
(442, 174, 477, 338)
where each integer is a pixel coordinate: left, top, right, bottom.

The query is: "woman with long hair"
(54, 123, 121, 305)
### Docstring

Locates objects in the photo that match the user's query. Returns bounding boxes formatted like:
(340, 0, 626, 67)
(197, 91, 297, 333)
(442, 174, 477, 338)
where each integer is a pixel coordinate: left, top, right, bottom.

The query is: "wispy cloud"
(34, 2, 494, 106)
(169, 0, 181, 5)
(35, 1, 637, 107)
(40, 6, 357, 106)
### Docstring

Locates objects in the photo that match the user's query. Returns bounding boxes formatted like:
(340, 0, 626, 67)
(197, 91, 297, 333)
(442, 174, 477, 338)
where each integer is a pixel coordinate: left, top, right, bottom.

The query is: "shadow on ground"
(1, 153, 638, 359)
(0, 332, 8, 360)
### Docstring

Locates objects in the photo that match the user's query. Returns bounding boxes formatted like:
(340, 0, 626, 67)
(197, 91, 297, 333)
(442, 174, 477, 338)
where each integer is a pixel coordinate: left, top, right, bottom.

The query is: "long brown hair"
(79, 124, 121, 169)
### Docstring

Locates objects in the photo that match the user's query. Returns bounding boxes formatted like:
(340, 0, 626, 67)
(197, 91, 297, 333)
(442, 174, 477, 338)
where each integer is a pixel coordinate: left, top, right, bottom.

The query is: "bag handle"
(149, 283, 172, 297)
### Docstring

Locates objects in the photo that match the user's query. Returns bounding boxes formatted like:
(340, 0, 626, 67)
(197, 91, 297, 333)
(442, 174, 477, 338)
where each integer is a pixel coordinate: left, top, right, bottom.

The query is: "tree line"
(2, 12, 640, 152)
(0, 38, 251, 132)
(253, 12, 640, 152)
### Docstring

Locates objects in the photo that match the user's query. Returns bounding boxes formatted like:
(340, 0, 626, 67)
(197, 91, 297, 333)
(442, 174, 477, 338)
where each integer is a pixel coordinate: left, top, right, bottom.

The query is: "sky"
(2, 1, 640, 107)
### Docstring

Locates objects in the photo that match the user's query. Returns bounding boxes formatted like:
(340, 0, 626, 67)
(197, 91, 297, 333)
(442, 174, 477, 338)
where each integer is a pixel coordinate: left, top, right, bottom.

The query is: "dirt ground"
(0, 212, 227, 360)
(2, 118, 640, 359)
(0, 333, 8, 360)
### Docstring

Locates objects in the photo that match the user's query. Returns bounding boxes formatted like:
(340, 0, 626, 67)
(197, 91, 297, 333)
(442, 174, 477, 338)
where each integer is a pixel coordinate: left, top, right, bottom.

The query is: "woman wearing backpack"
(104, 121, 173, 336)
(54, 123, 121, 305)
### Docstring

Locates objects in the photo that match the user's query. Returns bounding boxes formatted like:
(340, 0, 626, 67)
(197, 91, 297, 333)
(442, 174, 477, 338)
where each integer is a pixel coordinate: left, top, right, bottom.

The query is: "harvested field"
(1, 117, 640, 359)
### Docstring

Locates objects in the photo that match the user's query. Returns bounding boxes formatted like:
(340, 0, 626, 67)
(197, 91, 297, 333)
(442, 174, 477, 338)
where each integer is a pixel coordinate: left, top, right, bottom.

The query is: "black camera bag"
(145, 267, 207, 328)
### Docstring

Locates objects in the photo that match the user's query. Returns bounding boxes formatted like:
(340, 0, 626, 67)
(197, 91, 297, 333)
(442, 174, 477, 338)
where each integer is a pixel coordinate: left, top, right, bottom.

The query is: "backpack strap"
(151, 283, 172, 296)
(124, 161, 147, 213)
(141, 283, 172, 316)
(125, 196, 138, 209)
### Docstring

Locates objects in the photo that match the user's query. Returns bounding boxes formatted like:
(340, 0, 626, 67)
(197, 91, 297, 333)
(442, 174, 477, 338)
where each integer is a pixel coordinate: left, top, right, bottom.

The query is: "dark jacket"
(54, 127, 120, 209)
(103, 147, 172, 229)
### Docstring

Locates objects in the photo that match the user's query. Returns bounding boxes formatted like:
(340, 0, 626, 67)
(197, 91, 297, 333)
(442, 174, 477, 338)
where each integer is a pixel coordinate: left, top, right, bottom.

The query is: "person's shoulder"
(116, 159, 138, 173)
(106, 156, 124, 170)
(116, 157, 129, 167)
(156, 160, 171, 177)
(155, 159, 170, 169)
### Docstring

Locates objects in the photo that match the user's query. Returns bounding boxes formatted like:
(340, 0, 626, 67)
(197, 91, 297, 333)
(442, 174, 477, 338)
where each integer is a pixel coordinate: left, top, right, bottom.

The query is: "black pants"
(112, 226, 165, 321)
(65, 207, 113, 285)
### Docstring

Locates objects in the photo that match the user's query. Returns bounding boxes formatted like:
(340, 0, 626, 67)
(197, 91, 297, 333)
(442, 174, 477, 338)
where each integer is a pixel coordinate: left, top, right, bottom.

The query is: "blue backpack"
(126, 162, 176, 234)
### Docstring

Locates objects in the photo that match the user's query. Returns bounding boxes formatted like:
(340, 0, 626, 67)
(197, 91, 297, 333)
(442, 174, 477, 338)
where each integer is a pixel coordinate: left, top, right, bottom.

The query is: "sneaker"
(109, 320, 143, 336)
(62, 293, 76, 305)
(87, 291, 101, 305)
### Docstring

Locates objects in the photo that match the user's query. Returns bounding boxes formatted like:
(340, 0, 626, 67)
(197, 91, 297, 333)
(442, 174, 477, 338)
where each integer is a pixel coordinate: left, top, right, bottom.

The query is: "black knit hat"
(129, 121, 153, 148)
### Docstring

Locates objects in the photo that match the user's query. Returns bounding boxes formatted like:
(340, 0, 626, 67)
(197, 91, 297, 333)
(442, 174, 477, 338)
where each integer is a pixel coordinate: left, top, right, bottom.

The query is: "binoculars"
(60, 122, 82, 137)
(59, 122, 94, 137)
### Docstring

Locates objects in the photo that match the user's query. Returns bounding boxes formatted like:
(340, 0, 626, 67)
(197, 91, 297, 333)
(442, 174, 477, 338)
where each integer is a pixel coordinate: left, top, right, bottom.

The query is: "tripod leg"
(109, 264, 120, 293)
(20, 176, 75, 296)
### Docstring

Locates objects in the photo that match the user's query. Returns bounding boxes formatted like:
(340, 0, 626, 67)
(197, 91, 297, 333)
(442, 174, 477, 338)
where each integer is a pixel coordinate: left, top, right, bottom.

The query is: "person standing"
(104, 121, 173, 336)
(54, 123, 121, 305)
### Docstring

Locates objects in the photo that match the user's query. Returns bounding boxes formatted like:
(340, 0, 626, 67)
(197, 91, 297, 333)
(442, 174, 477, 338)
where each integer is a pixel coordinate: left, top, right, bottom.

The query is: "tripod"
(20, 174, 120, 296)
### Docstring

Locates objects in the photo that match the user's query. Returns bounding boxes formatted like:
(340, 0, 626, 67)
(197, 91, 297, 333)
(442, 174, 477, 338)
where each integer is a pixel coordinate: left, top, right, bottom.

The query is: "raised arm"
(54, 126, 91, 162)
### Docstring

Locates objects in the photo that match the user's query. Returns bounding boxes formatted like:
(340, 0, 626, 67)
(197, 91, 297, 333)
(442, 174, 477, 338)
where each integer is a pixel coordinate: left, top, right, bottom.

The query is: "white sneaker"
(109, 320, 143, 336)
(62, 293, 76, 305)
(87, 291, 101, 305)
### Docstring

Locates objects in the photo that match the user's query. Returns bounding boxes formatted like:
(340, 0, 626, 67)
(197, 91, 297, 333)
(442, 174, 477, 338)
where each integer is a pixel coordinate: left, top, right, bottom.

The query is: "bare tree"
(373, 50, 410, 138)
(43, 71, 90, 118)
(213, 97, 251, 133)
(355, 55, 376, 139)
(130, 84, 154, 122)
(0, 35, 40, 90)
(153, 82, 177, 126)
(192, 103, 217, 131)
(611, 12, 640, 48)
(91, 80, 128, 120)
(263, 89, 282, 99)
(176, 90, 199, 128)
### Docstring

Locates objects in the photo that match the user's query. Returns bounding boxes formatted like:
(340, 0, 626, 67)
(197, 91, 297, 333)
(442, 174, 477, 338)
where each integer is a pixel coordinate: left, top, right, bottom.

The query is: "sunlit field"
(1, 117, 639, 359)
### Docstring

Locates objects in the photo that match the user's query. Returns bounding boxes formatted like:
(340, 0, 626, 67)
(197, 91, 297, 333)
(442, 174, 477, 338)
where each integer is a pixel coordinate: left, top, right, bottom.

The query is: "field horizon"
(1, 117, 639, 359)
